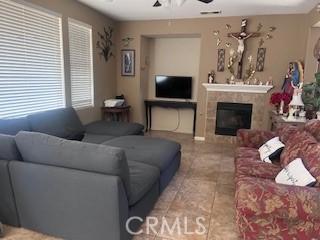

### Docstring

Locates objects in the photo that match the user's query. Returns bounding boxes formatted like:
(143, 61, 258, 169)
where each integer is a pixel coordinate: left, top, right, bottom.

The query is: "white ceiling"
(78, 0, 318, 21)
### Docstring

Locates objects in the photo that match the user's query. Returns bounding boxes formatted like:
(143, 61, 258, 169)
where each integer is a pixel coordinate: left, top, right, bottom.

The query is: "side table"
(270, 111, 306, 131)
(101, 105, 131, 122)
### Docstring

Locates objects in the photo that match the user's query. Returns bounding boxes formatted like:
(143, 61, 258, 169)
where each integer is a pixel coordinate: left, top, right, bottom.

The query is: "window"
(68, 18, 94, 109)
(0, 0, 65, 119)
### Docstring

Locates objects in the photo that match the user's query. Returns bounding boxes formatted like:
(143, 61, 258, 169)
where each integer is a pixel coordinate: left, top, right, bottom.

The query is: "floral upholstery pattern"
(235, 157, 281, 180)
(304, 120, 320, 142)
(235, 147, 260, 160)
(301, 143, 320, 187)
(235, 127, 320, 239)
(276, 125, 299, 144)
(237, 129, 276, 149)
(235, 177, 320, 240)
(280, 130, 318, 167)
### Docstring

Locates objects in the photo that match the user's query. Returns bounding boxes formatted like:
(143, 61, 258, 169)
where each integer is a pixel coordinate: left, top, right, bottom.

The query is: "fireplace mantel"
(203, 83, 273, 94)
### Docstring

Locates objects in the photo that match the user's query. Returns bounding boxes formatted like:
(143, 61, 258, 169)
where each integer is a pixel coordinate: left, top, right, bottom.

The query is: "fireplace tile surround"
(203, 84, 273, 145)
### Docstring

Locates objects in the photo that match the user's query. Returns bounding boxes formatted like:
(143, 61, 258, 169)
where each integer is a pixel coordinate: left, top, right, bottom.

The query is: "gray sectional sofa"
(0, 107, 181, 240)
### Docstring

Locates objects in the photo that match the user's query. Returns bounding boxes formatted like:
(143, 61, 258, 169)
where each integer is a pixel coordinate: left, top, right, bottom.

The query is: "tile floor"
(2, 131, 240, 240)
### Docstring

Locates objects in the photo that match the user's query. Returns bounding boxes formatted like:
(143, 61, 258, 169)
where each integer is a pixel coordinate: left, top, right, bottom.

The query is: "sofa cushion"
(276, 158, 316, 187)
(280, 130, 317, 167)
(15, 131, 131, 194)
(0, 134, 21, 161)
(235, 147, 260, 160)
(276, 125, 299, 144)
(27, 108, 85, 140)
(81, 134, 115, 144)
(235, 176, 320, 239)
(304, 120, 320, 142)
(0, 117, 30, 135)
(258, 137, 284, 163)
(235, 157, 281, 180)
(300, 143, 320, 187)
(128, 161, 160, 206)
(85, 121, 144, 137)
(104, 136, 181, 171)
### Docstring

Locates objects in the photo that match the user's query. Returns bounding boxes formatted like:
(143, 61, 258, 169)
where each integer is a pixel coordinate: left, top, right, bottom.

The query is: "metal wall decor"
(97, 27, 114, 62)
(256, 48, 266, 72)
(217, 49, 226, 72)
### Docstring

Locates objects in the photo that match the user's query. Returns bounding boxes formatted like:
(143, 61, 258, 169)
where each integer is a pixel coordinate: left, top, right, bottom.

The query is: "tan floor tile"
(169, 191, 214, 217)
(154, 188, 178, 211)
(217, 172, 235, 185)
(186, 167, 220, 182)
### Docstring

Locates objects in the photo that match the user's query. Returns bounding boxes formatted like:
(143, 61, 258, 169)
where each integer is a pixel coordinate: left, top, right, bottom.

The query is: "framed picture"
(121, 49, 135, 76)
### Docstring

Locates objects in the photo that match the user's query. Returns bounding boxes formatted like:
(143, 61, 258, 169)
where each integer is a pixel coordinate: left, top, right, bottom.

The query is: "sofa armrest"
(9, 161, 130, 240)
(15, 131, 131, 194)
(236, 177, 320, 222)
(237, 129, 276, 148)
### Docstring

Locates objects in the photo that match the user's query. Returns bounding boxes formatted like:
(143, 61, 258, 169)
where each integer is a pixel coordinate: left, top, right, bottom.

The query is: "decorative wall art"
(216, 38, 221, 47)
(122, 37, 134, 47)
(217, 49, 226, 72)
(256, 48, 266, 72)
(121, 49, 135, 76)
(97, 27, 114, 62)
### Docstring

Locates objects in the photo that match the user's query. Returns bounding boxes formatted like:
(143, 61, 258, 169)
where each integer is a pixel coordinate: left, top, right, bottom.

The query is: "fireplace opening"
(215, 102, 253, 136)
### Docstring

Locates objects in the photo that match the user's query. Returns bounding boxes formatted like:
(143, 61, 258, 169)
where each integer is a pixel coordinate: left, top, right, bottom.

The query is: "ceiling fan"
(153, 0, 214, 8)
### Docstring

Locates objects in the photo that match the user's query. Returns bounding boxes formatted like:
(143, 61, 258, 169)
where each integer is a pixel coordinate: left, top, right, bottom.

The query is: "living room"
(1, 0, 320, 239)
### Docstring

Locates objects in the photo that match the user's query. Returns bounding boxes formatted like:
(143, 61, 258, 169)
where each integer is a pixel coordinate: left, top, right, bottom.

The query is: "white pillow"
(259, 137, 285, 163)
(275, 158, 316, 187)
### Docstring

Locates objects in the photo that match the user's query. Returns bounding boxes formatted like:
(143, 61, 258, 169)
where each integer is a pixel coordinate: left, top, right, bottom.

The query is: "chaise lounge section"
(0, 107, 181, 240)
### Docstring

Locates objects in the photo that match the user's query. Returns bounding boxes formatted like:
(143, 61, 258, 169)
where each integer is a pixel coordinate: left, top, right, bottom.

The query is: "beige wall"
(304, 7, 320, 83)
(147, 37, 200, 133)
(25, 0, 117, 124)
(116, 15, 308, 137)
(304, 27, 320, 82)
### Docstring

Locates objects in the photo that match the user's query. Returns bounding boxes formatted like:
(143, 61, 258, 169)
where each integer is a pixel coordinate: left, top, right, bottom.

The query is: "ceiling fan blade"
(153, 0, 162, 7)
(197, 0, 214, 3)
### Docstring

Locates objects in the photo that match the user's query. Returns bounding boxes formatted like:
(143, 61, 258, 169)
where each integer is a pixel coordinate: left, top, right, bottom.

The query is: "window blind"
(68, 18, 94, 109)
(0, 0, 65, 119)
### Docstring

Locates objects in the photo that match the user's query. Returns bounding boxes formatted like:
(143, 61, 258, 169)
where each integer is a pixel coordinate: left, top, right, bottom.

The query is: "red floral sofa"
(235, 120, 320, 239)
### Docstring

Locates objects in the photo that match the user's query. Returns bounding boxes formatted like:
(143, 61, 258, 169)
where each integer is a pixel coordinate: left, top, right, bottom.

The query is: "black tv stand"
(144, 100, 197, 136)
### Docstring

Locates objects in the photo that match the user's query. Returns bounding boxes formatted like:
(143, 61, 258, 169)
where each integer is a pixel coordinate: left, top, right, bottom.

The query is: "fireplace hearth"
(215, 102, 252, 136)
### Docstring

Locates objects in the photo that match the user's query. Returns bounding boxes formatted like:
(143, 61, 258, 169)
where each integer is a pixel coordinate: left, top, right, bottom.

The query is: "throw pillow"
(259, 137, 284, 163)
(275, 158, 316, 187)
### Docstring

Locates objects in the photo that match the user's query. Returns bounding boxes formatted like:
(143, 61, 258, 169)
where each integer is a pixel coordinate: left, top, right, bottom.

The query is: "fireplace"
(215, 102, 253, 136)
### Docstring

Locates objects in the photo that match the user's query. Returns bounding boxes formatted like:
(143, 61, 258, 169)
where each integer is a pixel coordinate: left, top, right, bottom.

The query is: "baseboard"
(194, 136, 205, 141)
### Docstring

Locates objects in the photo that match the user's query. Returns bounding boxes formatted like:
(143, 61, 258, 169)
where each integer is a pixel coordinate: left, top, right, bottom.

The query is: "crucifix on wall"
(228, 19, 260, 79)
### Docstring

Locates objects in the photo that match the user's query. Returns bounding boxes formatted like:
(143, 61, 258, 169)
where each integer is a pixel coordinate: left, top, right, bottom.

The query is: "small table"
(270, 111, 306, 131)
(144, 100, 197, 136)
(101, 105, 131, 122)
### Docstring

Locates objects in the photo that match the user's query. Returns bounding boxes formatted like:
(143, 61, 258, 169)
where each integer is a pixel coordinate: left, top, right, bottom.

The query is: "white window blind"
(68, 18, 94, 109)
(0, 0, 65, 119)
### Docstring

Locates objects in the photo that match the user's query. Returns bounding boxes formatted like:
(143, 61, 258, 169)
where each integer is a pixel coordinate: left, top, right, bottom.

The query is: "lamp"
(289, 94, 304, 107)
(287, 90, 304, 121)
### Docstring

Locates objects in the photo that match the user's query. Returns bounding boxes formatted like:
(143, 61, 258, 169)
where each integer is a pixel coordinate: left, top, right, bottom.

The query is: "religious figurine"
(230, 32, 253, 61)
(282, 61, 304, 97)
(228, 19, 260, 79)
(208, 70, 216, 84)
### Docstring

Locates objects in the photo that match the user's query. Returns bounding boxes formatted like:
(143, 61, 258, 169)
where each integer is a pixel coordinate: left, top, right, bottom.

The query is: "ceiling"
(78, 0, 318, 21)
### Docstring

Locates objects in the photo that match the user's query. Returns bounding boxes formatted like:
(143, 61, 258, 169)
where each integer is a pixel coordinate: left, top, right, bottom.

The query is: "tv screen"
(155, 75, 192, 99)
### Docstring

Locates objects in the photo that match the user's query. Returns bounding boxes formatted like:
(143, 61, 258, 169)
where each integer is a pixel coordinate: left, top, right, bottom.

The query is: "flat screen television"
(155, 75, 192, 99)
